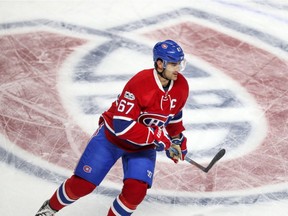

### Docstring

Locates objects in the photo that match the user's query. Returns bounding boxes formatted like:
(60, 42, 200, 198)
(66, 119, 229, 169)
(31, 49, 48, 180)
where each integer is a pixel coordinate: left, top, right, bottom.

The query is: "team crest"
(138, 113, 169, 127)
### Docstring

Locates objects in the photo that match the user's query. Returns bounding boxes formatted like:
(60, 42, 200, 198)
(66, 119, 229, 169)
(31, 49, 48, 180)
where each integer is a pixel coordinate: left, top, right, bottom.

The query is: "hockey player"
(35, 39, 189, 216)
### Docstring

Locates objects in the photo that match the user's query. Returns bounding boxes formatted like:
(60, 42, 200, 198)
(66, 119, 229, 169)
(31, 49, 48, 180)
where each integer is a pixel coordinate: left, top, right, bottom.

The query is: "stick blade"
(203, 148, 226, 172)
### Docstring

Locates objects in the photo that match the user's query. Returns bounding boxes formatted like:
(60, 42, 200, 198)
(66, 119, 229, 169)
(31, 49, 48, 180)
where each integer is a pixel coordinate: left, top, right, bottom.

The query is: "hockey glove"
(153, 127, 172, 151)
(166, 133, 187, 163)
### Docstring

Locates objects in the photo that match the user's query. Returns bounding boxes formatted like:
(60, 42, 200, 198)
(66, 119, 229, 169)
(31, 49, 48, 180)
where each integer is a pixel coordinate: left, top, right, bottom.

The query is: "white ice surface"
(1, 0, 288, 215)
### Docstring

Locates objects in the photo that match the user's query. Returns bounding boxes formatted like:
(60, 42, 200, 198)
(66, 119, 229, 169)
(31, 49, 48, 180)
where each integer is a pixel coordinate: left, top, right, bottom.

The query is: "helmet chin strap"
(155, 62, 170, 81)
(157, 69, 170, 81)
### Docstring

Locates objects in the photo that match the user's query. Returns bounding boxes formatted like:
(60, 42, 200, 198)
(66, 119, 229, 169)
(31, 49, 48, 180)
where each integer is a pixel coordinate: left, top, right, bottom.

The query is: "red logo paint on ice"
(1, 16, 288, 203)
(143, 21, 288, 192)
(0, 31, 89, 169)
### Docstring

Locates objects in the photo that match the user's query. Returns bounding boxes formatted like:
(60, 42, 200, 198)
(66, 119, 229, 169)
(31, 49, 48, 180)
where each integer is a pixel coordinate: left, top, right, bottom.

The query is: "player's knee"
(121, 178, 148, 206)
(65, 175, 96, 199)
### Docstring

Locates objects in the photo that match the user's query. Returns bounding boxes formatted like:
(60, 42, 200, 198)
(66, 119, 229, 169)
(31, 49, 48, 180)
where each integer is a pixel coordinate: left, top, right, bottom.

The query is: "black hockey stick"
(184, 149, 226, 173)
(156, 142, 226, 173)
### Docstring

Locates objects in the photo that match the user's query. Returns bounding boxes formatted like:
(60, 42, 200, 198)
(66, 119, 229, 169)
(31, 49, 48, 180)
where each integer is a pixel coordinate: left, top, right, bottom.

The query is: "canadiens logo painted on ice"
(0, 8, 288, 206)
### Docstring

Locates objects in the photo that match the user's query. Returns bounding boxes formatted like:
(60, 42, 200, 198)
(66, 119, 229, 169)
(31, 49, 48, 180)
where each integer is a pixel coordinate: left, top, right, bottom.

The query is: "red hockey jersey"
(101, 68, 189, 152)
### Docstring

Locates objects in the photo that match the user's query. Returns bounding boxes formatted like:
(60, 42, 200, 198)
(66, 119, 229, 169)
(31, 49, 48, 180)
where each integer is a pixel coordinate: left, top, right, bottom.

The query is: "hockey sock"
(49, 175, 96, 210)
(107, 178, 148, 216)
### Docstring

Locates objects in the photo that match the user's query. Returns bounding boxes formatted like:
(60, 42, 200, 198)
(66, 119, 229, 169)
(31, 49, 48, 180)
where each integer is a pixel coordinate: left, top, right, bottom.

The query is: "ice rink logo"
(1, 7, 288, 206)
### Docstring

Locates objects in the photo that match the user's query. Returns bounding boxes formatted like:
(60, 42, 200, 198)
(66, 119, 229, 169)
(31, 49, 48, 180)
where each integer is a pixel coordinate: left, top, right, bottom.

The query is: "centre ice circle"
(59, 23, 268, 195)
(1, 5, 288, 209)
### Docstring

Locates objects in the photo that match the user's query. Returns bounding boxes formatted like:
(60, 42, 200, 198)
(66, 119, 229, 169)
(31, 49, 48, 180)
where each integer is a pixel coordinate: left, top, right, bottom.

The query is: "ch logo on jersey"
(137, 113, 169, 127)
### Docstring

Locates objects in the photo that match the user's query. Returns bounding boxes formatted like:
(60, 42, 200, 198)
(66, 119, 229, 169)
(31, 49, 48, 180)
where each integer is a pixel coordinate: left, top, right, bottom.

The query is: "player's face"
(164, 62, 182, 80)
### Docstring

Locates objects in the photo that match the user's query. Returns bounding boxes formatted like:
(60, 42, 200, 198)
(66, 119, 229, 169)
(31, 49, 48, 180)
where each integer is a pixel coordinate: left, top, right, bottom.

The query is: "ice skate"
(35, 200, 57, 216)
